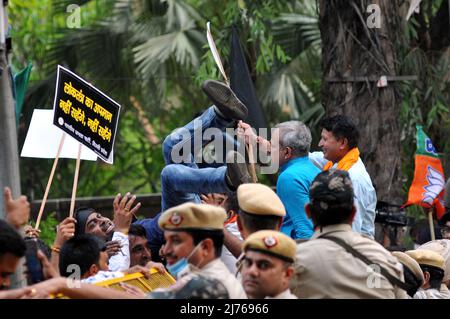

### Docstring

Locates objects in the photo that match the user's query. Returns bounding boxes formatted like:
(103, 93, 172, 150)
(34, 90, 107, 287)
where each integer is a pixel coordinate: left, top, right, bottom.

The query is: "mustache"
(243, 279, 260, 286)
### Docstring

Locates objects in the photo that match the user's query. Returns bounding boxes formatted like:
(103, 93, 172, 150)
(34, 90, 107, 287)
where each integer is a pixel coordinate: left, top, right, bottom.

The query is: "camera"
(24, 237, 44, 284)
(375, 201, 409, 227)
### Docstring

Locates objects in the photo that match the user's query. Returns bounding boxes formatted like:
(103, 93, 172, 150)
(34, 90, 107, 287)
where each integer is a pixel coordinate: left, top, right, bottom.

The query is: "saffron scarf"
(323, 147, 360, 172)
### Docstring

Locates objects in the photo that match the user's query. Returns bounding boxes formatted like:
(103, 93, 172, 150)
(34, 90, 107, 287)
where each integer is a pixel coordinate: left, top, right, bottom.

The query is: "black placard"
(52, 65, 121, 162)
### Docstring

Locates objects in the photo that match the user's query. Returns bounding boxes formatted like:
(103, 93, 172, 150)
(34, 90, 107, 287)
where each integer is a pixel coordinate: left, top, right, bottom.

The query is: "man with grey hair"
(240, 114, 377, 240)
(238, 120, 320, 240)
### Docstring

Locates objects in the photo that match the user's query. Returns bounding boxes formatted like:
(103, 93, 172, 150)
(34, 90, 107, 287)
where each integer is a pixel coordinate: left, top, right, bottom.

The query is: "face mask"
(166, 241, 204, 279)
(166, 258, 189, 279)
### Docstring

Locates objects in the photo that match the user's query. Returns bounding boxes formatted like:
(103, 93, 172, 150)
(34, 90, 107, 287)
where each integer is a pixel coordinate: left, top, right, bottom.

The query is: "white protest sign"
(21, 109, 110, 162)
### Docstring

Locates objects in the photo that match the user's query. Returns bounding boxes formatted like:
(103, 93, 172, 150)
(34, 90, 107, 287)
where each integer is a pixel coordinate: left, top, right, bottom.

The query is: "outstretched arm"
(237, 121, 271, 154)
(223, 228, 243, 258)
(29, 277, 143, 299)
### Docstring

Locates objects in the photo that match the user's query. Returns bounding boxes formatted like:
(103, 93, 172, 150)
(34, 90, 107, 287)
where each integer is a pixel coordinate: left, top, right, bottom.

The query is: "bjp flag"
(405, 125, 446, 219)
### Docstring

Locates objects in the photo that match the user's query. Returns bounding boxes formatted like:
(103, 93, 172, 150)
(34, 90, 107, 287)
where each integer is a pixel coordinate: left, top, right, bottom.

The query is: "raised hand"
(200, 193, 228, 207)
(24, 225, 41, 239)
(237, 120, 257, 145)
(113, 192, 141, 234)
(105, 240, 122, 258)
(4, 187, 30, 229)
(54, 217, 77, 248)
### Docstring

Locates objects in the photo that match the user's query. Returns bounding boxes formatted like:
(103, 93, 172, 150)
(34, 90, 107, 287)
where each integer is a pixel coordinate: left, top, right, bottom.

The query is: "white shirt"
(221, 221, 242, 274)
(108, 231, 130, 272)
(309, 152, 377, 239)
(81, 271, 124, 284)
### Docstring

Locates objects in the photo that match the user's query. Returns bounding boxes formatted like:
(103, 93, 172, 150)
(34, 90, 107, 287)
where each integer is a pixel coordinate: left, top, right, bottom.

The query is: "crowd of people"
(1, 80, 449, 299)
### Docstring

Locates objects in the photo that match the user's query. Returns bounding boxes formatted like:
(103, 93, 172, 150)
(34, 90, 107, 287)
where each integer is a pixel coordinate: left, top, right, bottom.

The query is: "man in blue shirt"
(271, 122, 320, 239)
(238, 121, 320, 240)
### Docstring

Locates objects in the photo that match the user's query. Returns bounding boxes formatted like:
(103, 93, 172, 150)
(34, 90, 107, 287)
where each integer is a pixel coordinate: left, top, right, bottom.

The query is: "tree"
(319, 0, 407, 204)
(13, 0, 324, 200)
(397, 0, 450, 192)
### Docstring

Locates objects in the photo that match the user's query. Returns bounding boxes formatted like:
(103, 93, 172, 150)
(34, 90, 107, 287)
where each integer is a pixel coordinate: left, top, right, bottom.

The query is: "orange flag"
(405, 125, 446, 219)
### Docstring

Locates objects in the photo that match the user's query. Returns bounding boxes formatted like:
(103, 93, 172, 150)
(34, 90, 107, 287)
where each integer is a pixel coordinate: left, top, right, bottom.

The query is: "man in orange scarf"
(237, 115, 376, 239)
(309, 115, 377, 239)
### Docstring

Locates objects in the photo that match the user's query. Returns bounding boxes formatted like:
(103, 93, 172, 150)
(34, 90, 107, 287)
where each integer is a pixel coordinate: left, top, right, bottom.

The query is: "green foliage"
(30, 212, 59, 247)
(398, 9, 450, 198)
(11, 0, 325, 201)
(395, 0, 450, 227)
(11, 0, 448, 211)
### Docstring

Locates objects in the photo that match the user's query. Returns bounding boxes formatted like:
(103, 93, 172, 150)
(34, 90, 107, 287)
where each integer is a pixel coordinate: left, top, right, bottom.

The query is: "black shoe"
(225, 151, 252, 190)
(202, 80, 248, 121)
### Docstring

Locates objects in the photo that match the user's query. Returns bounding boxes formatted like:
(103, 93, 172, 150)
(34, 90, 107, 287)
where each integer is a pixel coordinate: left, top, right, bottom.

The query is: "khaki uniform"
(292, 224, 407, 299)
(406, 249, 448, 300)
(233, 183, 287, 279)
(417, 239, 450, 287)
(156, 259, 247, 299)
(193, 259, 247, 299)
(241, 230, 298, 299)
(158, 203, 248, 299)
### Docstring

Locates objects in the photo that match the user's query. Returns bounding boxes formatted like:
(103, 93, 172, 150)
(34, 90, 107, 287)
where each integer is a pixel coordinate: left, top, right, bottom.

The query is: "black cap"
(440, 211, 450, 227)
(74, 208, 96, 235)
(309, 170, 354, 205)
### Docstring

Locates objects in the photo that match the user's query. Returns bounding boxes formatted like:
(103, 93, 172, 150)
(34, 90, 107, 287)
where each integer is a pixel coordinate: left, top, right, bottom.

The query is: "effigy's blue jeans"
(161, 106, 235, 212)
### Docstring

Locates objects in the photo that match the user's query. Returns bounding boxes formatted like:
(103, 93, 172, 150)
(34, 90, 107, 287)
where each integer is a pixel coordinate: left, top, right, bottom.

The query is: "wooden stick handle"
(69, 143, 82, 219)
(35, 134, 66, 230)
(246, 143, 258, 183)
(428, 209, 436, 241)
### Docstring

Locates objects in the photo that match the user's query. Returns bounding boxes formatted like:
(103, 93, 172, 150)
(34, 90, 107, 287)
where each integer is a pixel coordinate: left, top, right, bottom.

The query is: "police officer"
(158, 202, 247, 298)
(292, 170, 407, 298)
(406, 249, 447, 299)
(417, 240, 450, 298)
(391, 251, 424, 298)
(241, 230, 297, 299)
(225, 183, 286, 275)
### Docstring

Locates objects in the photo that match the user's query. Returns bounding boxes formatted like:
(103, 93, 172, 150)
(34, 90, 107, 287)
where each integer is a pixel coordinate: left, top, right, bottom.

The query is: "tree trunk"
(319, 0, 403, 204)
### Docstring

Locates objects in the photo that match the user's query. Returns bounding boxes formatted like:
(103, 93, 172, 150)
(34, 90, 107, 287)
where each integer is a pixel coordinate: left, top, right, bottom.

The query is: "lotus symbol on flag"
(425, 138, 437, 155)
(422, 166, 445, 206)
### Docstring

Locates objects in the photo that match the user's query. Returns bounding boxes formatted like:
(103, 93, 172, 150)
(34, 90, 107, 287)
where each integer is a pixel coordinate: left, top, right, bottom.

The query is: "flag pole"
(35, 133, 66, 230)
(69, 143, 82, 218)
(246, 143, 257, 183)
(427, 208, 436, 241)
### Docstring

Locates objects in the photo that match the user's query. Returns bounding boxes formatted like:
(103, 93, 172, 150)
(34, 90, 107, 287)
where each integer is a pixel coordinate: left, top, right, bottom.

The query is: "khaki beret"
(243, 230, 296, 263)
(237, 183, 286, 217)
(392, 251, 424, 285)
(418, 240, 450, 282)
(158, 202, 227, 231)
(406, 249, 445, 271)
